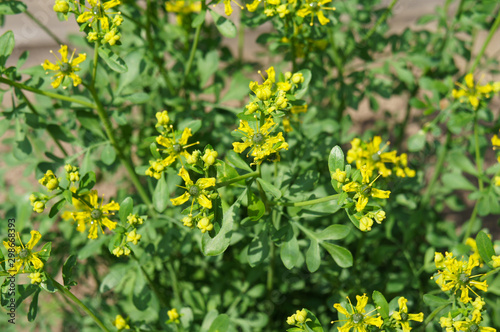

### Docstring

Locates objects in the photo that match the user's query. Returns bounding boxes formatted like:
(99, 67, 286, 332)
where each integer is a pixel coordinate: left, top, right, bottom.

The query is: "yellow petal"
(103, 0, 121, 10)
(71, 53, 87, 66)
(178, 167, 193, 185)
(29, 255, 44, 270)
(26, 230, 41, 249)
(101, 217, 117, 230)
(180, 127, 192, 145)
(171, 192, 190, 206)
(51, 75, 64, 88)
(371, 188, 390, 199)
(77, 11, 93, 23)
(355, 294, 368, 313)
(223, 0, 233, 15)
(103, 201, 120, 212)
(246, 0, 260, 11)
(465, 73, 474, 89)
(233, 141, 252, 153)
(317, 11, 330, 25)
(196, 177, 216, 189)
(42, 60, 59, 71)
(196, 194, 212, 209)
(89, 190, 99, 207)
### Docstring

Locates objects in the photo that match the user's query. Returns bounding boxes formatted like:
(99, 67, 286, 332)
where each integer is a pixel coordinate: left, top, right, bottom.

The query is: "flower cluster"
(171, 168, 216, 233)
(42, 45, 86, 89)
(346, 136, 415, 179)
(145, 110, 199, 179)
(296, 0, 336, 26)
(452, 73, 500, 109)
(112, 314, 130, 330)
(432, 252, 487, 304)
(333, 166, 390, 232)
(53, 0, 123, 45)
(286, 309, 310, 330)
(439, 297, 495, 331)
(167, 308, 180, 324)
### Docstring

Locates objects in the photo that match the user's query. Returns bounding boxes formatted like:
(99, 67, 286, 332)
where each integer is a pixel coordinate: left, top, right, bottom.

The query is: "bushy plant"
(1, 0, 500, 331)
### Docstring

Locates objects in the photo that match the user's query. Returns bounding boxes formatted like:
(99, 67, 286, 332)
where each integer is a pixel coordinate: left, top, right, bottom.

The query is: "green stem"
(213, 171, 259, 189)
(473, 113, 484, 192)
(25, 10, 64, 46)
(421, 130, 451, 206)
(18, 90, 68, 157)
(166, 262, 181, 308)
(181, 21, 202, 88)
(131, 254, 167, 307)
(463, 199, 479, 242)
(469, 5, 500, 72)
(361, 0, 399, 43)
(86, 83, 153, 208)
(278, 194, 340, 207)
(416, 303, 449, 332)
(0, 77, 97, 109)
(47, 274, 111, 332)
(92, 41, 99, 87)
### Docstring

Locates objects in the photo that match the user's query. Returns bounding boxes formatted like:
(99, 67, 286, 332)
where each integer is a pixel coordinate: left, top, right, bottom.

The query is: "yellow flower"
(42, 45, 86, 88)
(166, 0, 202, 13)
(332, 294, 384, 332)
(297, 0, 336, 26)
(112, 315, 130, 330)
(466, 237, 483, 266)
(127, 213, 144, 225)
(77, 0, 121, 32)
(342, 175, 391, 213)
(202, 149, 218, 166)
(71, 190, 120, 239)
(170, 168, 215, 213)
(167, 308, 180, 324)
(232, 117, 288, 164)
(182, 215, 194, 228)
(246, 0, 280, 12)
(346, 136, 414, 181)
(126, 229, 141, 245)
(53, 0, 69, 13)
(2, 230, 45, 274)
(213, 0, 243, 16)
(391, 297, 424, 332)
(197, 216, 214, 233)
(331, 168, 347, 183)
(155, 110, 170, 127)
(452, 73, 494, 109)
(453, 318, 496, 332)
(38, 169, 60, 191)
(29, 272, 42, 284)
(103, 29, 120, 45)
(432, 252, 488, 303)
(156, 127, 198, 166)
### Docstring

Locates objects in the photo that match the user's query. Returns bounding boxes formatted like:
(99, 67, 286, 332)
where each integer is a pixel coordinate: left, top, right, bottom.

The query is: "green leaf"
(247, 229, 270, 267)
(27, 289, 40, 322)
(226, 150, 253, 172)
(0, 30, 15, 68)
(372, 291, 389, 319)
(321, 242, 353, 268)
(476, 231, 495, 266)
(294, 69, 312, 99)
(317, 225, 350, 241)
(198, 50, 219, 87)
(150, 142, 161, 160)
(306, 239, 321, 273)
(153, 172, 168, 213)
(280, 229, 299, 269)
(329, 146, 344, 192)
(192, 9, 206, 28)
(13, 136, 32, 161)
(49, 199, 66, 218)
(423, 294, 451, 307)
(100, 265, 128, 292)
(0, 1, 27, 15)
(98, 47, 128, 73)
(62, 189, 73, 204)
(119, 197, 133, 223)
(100, 144, 116, 166)
(78, 171, 96, 193)
(208, 314, 230, 332)
(257, 178, 281, 199)
(38, 242, 52, 262)
(62, 255, 78, 287)
(303, 308, 324, 332)
(209, 9, 237, 38)
(448, 150, 478, 176)
(408, 131, 426, 152)
(202, 189, 246, 255)
(441, 173, 476, 191)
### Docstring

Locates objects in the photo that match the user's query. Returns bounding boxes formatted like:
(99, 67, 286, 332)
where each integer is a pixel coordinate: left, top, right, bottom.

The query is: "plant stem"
(213, 171, 259, 189)
(131, 254, 167, 307)
(92, 41, 99, 86)
(86, 83, 153, 208)
(181, 24, 202, 89)
(47, 274, 111, 332)
(463, 202, 479, 242)
(166, 262, 181, 308)
(25, 10, 64, 46)
(473, 112, 484, 192)
(421, 130, 451, 206)
(469, 6, 500, 73)
(361, 0, 399, 43)
(18, 90, 68, 157)
(416, 303, 449, 332)
(0, 77, 97, 109)
(278, 194, 340, 207)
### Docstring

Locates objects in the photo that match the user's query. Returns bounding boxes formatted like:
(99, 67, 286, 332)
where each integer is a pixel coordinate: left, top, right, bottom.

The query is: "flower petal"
(171, 192, 190, 206)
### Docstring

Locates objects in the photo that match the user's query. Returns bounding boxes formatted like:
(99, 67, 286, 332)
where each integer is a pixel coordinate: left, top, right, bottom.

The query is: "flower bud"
(46, 178, 60, 191)
(197, 217, 213, 233)
(291, 73, 304, 84)
(374, 210, 386, 223)
(286, 315, 296, 325)
(182, 216, 194, 228)
(359, 216, 373, 232)
(332, 169, 346, 183)
(295, 309, 307, 323)
(202, 149, 218, 166)
(156, 110, 170, 127)
(53, 0, 69, 14)
(33, 201, 45, 213)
